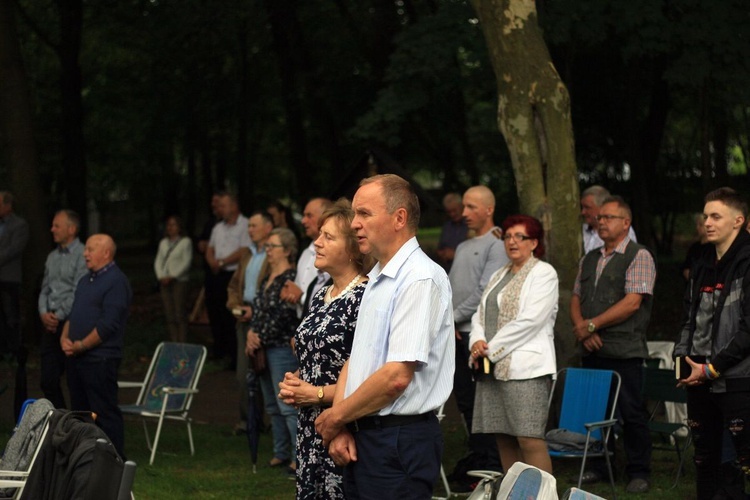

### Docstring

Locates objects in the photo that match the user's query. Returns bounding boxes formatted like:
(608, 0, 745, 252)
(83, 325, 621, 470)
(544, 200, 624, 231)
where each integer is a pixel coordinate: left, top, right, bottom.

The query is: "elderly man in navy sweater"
(61, 234, 132, 457)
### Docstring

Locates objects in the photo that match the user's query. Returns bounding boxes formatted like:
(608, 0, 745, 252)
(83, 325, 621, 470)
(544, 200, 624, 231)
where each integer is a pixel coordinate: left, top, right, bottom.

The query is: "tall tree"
(0, 0, 50, 331)
(470, 0, 581, 364)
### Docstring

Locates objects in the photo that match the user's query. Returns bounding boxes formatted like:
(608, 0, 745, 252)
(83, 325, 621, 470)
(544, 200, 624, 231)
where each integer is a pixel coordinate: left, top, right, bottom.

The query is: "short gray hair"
(581, 185, 610, 207)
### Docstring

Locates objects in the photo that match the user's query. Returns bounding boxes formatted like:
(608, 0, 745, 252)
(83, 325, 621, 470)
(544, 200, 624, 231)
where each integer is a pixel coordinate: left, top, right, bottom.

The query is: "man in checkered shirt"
(570, 195, 656, 494)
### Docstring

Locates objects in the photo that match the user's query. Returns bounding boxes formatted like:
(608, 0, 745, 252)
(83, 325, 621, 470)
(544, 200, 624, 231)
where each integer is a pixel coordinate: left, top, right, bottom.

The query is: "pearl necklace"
(324, 274, 362, 304)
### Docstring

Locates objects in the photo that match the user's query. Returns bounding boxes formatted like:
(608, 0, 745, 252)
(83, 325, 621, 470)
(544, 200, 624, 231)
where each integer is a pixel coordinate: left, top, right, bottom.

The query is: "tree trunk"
(470, 0, 581, 366)
(0, 0, 51, 343)
(59, 0, 87, 234)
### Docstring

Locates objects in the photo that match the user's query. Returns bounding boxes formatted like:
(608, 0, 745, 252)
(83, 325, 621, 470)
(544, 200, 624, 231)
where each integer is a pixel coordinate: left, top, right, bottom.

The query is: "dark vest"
(579, 240, 653, 359)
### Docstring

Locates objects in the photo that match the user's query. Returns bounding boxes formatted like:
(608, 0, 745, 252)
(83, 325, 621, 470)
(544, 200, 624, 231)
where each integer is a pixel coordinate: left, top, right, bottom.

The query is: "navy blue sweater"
(68, 262, 132, 359)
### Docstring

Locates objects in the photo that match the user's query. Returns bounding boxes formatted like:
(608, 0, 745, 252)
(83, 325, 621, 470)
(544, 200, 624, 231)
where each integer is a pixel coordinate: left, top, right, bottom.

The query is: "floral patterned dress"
(294, 281, 366, 500)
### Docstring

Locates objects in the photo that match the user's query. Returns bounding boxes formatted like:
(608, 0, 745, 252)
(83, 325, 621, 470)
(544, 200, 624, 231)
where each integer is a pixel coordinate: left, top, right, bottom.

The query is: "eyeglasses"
(502, 233, 533, 242)
(263, 243, 284, 250)
(595, 214, 626, 222)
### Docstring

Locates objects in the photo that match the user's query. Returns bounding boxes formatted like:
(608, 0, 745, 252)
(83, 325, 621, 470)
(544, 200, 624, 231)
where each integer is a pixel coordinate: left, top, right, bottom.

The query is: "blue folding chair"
(547, 368, 621, 499)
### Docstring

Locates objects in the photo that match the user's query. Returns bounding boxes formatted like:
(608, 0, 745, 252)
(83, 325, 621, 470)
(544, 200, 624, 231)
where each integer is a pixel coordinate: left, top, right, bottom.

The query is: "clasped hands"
(277, 372, 315, 407)
(572, 320, 603, 352)
(315, 407, 357, 467)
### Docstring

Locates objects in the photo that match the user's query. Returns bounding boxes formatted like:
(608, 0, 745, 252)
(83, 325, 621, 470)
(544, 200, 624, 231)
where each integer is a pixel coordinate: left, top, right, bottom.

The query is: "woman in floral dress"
(246, 228, 300, 471)
(279, 199, 373, 499)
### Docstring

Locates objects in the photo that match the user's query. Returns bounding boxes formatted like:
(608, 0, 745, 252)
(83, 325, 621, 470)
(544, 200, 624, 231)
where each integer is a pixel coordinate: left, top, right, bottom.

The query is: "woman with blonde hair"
(279, 199, 373, 499)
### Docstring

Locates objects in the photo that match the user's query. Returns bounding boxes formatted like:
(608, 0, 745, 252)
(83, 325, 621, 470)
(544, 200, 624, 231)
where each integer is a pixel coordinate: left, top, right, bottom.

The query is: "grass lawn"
(116, 415, 695, 499)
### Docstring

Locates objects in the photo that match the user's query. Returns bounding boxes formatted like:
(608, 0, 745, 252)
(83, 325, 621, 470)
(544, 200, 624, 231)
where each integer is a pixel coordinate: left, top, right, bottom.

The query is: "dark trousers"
(344, 414, 443, 500)
(581, 355, 652, 480)
(204, 271, 236, 363)
(67, 355, 124, 458)
(40, 322, 67, 408)
(688, 385, 750, 500)
(453, 334, 501, 463)
(0, 281, 21, 356)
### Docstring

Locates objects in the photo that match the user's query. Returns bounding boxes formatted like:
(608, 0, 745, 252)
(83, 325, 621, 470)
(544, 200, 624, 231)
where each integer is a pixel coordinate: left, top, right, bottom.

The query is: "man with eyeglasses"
(227, 210, 274, 433)
(570, 195, 656, 494)
(581, 185, 637, 254)
(447, 185, 505, 487)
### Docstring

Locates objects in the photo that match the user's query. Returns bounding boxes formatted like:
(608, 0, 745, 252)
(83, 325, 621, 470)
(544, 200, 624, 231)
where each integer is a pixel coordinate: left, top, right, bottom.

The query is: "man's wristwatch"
(587, 321, 596, 333)
(317, 386, 324, 402)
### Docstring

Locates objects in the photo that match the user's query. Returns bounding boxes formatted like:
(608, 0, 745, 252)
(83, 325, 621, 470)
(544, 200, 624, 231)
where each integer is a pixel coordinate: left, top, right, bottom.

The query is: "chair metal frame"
(432, 403, 453, 500)
(547, 368, 621, 500)
(0, 409, 54, 499)
(119, 342, 207, 465)
(641, 366, 692, 488)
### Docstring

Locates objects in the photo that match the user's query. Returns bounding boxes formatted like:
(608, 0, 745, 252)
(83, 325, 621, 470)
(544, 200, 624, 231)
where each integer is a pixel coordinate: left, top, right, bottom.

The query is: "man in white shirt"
(315, 174, 455, 499)
(280, 197, 332, 315)
(581, 185, 637, 253)
(205, 192, 250, 366)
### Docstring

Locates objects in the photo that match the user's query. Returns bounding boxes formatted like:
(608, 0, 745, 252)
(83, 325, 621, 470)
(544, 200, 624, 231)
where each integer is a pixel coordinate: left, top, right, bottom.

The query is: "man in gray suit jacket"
(0, 191, 29, 360)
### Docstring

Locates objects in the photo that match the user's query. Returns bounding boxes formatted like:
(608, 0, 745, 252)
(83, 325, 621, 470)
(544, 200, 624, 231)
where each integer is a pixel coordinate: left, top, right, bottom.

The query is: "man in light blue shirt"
(227, 210, 273, 431)
(315, 174, 455, 499)
(38, 209, 87, 408)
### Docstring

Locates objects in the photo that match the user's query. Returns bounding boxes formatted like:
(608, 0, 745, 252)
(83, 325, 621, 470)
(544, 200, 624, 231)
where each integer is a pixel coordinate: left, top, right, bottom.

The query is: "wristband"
(707, 363, 720, 379)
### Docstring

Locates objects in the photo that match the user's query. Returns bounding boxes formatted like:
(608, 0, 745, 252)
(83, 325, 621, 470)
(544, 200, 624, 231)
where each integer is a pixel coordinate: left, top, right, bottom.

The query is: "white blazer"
(468, 260, 558, 380)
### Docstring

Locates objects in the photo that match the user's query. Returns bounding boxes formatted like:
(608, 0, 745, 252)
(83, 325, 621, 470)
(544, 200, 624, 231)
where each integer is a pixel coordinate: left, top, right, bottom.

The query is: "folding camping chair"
(642, 366, 691, 488)
(546, 368, 621, 500)
(119, 342, 207, 465)
(0, 406, 54, 499)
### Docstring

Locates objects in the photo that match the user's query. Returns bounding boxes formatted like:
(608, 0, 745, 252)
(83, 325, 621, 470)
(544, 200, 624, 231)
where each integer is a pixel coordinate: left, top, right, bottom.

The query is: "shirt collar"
(58, 237, 81, 254)
(90, 261, 116, 280)
(599, 236, 631, 257)
(369, 236, 420, 282)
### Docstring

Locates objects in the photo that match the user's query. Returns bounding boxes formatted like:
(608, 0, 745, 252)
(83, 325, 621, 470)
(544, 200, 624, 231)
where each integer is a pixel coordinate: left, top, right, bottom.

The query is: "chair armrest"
(161, 387, 199, 395)
(118, 381, 144, 389)
(584, 419, 618, 431)
(0, 470, 30, 479)
(0, 479, 26, 488)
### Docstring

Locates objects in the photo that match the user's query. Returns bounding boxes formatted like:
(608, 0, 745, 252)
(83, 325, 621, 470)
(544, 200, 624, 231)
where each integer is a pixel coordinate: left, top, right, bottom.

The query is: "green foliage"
(4, 0, 750, 242)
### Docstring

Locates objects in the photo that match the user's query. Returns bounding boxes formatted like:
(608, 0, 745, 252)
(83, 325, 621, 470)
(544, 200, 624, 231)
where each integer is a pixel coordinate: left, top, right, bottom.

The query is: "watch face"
(587, 323, 595, 333)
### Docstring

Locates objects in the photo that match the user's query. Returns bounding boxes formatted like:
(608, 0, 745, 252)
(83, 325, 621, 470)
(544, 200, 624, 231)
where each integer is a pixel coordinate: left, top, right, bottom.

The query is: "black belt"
(346, 412, 432, 433)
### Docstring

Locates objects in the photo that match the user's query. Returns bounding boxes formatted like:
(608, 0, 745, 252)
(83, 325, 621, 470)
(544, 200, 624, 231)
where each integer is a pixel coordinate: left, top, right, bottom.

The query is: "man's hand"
(677, 356, 707, 388)
(234, 305, 253, 322)
(572, 319, 593, 342)
(61, 337, 75, 357)
(315, 407, 345, 445)
(328, 429, 357, 467)
(582, 333, 603, 352)
(40, 312, 59, 332)
(280, 280, 303, 304)
(159, 277, 173, 286)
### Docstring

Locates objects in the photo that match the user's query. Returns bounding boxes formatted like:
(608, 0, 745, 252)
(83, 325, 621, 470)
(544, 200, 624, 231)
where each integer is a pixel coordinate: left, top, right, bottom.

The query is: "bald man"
(280, 197, 333, 313)
(448, 186, 506, 480)
(62, 233, 132, 457)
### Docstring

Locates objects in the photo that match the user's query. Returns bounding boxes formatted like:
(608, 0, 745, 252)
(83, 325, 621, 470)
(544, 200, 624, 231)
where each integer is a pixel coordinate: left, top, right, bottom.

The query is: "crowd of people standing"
(2, 177, 749, 500)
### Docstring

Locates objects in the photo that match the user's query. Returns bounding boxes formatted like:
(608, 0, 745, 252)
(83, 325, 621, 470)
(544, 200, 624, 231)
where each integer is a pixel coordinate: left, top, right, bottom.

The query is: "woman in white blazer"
(469, 214, 558, 474)
(154, 216, 193, 342)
